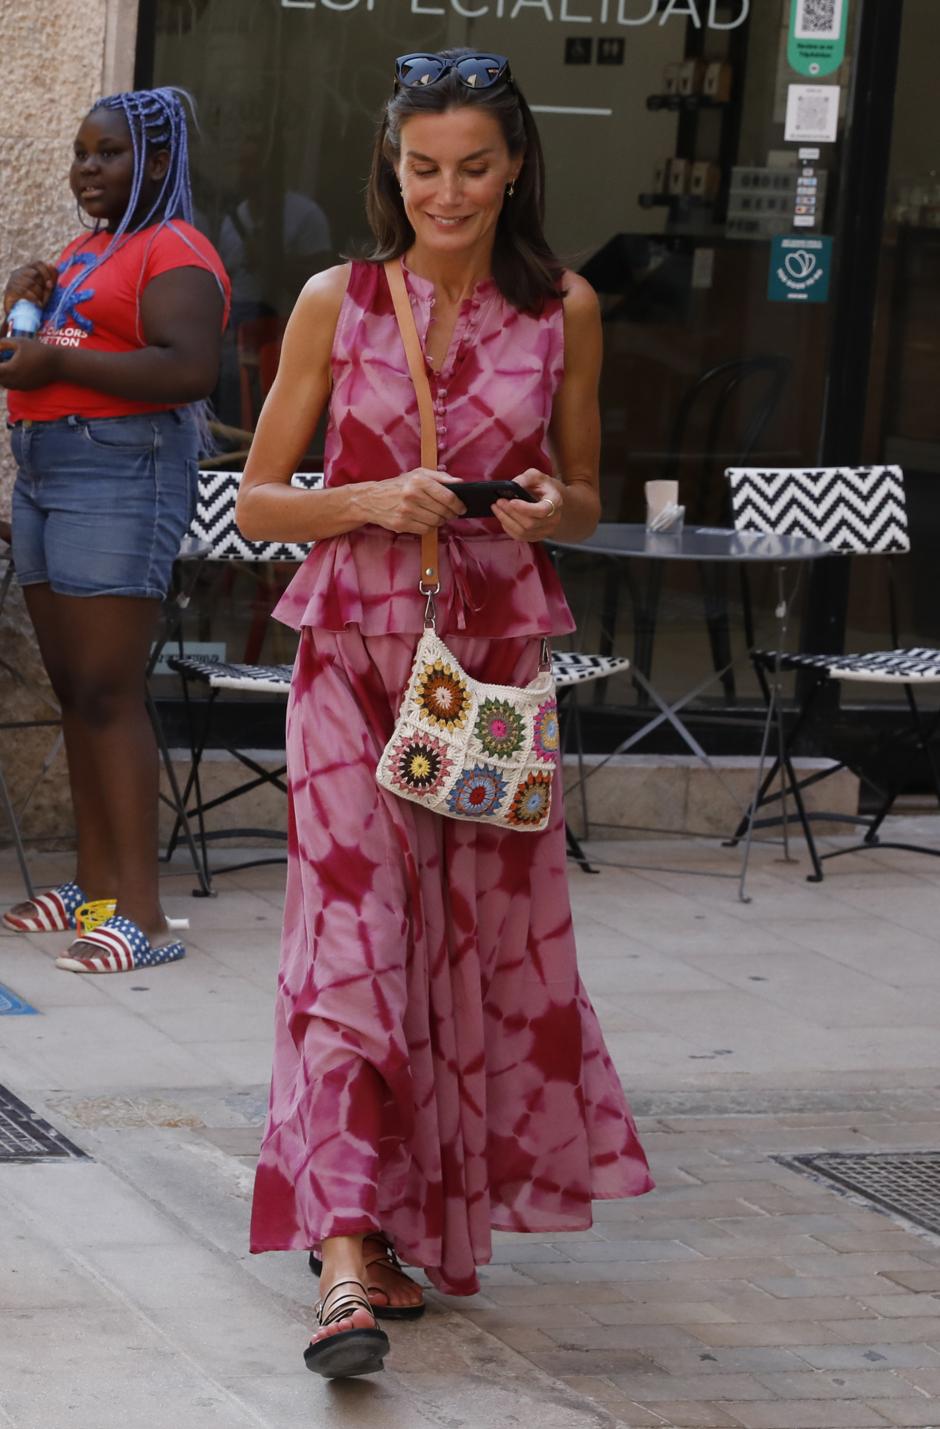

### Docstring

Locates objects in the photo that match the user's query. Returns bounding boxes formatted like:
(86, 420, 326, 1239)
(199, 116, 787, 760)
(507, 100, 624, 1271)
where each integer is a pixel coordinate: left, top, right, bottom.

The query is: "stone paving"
(1, 821, 939, 1427)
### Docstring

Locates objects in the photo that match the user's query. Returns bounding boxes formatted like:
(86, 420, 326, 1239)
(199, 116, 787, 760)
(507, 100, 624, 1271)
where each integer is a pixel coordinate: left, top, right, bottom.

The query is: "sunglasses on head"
(394, 53, 511, 91)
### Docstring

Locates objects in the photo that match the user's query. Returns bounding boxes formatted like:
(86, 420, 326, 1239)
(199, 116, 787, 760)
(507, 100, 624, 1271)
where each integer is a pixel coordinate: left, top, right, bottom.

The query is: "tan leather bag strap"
(384, 258, 439, 590)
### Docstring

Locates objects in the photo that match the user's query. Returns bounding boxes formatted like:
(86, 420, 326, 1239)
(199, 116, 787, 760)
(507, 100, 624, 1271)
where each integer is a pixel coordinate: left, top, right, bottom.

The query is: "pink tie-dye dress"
(249, 261, 653, 1294)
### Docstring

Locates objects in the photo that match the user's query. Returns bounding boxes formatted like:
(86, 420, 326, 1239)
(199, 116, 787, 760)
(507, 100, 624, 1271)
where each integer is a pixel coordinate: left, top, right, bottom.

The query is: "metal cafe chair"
(552, 650, 631, 873)
(160, 470, 320, 892)
(724, 464, 940, 880)
(147, 535, 217, 897)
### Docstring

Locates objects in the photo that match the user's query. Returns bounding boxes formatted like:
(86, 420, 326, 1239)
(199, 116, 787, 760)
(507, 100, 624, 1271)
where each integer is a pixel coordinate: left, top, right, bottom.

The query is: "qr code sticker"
(795, 0, 843, 40)
(795, 92, 831, 135)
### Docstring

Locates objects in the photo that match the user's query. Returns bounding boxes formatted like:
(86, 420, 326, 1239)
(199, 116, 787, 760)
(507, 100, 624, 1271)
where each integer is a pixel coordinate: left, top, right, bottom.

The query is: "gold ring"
(545, 498, 557, 518)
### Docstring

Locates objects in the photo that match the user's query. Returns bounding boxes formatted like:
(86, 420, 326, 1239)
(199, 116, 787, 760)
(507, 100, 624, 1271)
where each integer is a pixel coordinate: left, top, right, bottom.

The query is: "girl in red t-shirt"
(0, 88, 230, 973)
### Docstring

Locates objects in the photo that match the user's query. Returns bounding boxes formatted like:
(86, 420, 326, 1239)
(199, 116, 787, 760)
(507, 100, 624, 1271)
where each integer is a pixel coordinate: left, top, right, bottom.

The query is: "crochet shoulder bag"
(375, 259, 559, 831)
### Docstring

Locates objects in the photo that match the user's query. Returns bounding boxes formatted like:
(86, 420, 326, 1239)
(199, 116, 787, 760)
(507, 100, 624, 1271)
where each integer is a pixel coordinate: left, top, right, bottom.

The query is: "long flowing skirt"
(249, 626, 653, 1294)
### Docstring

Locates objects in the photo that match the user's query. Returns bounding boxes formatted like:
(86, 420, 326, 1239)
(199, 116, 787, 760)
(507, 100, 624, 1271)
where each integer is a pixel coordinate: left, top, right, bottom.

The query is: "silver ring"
(545, 498, 557, 518)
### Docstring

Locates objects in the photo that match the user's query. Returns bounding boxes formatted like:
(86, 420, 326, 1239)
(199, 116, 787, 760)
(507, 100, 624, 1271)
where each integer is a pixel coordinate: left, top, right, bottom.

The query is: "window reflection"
(149, 0, 849, 712)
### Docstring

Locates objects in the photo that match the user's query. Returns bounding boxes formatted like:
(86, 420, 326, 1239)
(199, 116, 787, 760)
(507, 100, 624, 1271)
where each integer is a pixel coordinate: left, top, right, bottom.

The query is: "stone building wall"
(0, 0, 137, 841)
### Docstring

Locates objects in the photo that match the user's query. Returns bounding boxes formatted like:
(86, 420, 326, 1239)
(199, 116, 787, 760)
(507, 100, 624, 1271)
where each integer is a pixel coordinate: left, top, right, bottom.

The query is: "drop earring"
(506, 180, 516, 198)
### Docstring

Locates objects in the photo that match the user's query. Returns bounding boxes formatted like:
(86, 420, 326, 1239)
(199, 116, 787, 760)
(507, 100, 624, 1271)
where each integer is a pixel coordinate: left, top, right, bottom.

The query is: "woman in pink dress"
(237, 49, 652, 1380)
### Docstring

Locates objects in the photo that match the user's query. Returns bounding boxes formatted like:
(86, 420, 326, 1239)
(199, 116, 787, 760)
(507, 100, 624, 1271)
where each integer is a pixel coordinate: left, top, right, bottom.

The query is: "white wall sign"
(281, 0, 751, 25)
(784, 83, 839, 143)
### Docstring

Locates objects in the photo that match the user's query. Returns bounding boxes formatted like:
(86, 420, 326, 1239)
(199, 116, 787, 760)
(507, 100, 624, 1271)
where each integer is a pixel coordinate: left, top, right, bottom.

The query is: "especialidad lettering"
(305, 0, 750, 29)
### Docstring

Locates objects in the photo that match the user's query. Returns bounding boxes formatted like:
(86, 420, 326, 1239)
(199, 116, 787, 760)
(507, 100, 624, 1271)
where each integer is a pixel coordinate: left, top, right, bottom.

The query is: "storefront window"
(143, 0, 856, 721)
(851, 0, 940, 698)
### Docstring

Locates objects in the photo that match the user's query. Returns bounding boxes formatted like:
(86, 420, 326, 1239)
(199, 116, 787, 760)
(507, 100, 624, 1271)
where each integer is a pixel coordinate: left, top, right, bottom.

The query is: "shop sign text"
(282, 0, 750, 26)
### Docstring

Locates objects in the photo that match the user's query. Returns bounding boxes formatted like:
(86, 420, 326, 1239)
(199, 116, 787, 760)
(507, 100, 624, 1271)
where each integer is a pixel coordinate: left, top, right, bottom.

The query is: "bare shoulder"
(279, 263, 352, 369)
(294, 261, 352, 322)
(558, 271, 601, 373)
(559, 270, 600, 324)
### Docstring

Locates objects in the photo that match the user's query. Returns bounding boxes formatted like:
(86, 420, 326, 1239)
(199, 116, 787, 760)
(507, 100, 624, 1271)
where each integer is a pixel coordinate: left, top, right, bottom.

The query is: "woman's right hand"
(367, 469, 466, 535)
(3, 262, 58, 316)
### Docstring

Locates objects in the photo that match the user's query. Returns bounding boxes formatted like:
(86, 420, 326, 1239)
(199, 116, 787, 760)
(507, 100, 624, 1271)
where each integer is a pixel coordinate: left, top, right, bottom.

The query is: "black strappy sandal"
(303, 1278, 390, 1379)
(308, 1234, 426, 1321)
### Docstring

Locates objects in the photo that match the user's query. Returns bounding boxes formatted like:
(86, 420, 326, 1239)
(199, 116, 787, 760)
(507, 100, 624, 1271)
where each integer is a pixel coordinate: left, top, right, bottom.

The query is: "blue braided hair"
(48, 86, 223, 454)
(48, 87, 200, 333)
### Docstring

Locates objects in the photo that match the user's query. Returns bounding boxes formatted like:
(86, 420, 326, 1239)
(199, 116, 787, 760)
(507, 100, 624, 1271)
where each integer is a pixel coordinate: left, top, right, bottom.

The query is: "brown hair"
(365, 50, 565, 314)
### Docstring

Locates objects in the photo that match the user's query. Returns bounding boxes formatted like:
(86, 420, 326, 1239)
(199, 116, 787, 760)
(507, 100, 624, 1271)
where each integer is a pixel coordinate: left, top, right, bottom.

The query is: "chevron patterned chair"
(161, 470, 320, 889)
(724, 464, 940, 879)
(552, 650, 631, 872)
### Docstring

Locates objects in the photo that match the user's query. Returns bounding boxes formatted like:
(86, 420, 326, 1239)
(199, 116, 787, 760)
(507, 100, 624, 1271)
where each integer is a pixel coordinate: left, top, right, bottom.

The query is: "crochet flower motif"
(507, 771, 552, 827)
(389, 732, 452, 797)
(414, 659, 471, 732)
(533, 700, 560, 762)
(475, 698, 524, 759)
(446, 764, 508, 819)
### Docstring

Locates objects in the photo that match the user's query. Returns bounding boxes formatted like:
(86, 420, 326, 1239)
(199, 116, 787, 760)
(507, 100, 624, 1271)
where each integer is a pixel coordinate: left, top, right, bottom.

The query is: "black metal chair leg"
(861, 790, 893, 847)
(854, 684, 940, 851)
(147, 690, 213, 897)
(699, 563, 735, 703)
(780, 754, 825, 881)
(188, 689, 218, 888)
(566, 821, 599, 874)
(0, 764, 35, 901)
(725, 755, 784, 846)
(163, 679, 216, 894)
(905, 684, 940, 811)
(599, 561, 620, 660)
(632, 562, 663, 709)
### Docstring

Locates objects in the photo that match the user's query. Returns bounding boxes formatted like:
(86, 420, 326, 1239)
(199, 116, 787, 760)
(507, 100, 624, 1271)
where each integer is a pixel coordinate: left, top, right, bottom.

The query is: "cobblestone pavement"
(1, 822, 939, 1428)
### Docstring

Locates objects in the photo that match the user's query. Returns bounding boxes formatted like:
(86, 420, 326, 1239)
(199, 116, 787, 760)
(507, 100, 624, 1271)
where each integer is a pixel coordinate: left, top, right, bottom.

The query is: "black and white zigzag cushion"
(551, 651, 630, 689)
(170, 650, 630, 695)
(754, 646, 940, 684)
(168, 655, 293, 694)
(188, 470, 322, 562)
(726, 466, 909, 554)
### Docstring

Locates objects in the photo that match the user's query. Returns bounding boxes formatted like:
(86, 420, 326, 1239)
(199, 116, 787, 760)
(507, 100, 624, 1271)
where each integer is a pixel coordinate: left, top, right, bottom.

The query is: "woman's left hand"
(0, 339, 60, 390)
(491, 468, 564, 543)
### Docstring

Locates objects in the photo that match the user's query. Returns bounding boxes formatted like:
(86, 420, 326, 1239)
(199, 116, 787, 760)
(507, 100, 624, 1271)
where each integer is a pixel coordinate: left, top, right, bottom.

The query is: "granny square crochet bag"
(375, 260, 559, 832)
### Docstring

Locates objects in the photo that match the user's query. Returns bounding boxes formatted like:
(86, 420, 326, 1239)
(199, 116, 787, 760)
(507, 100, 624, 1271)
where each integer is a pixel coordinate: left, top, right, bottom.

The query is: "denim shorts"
(10, 409, 199, 599)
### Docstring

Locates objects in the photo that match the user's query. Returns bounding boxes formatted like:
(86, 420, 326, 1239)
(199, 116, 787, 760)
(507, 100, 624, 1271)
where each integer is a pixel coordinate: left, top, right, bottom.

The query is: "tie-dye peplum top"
(274, 259, 577, 639)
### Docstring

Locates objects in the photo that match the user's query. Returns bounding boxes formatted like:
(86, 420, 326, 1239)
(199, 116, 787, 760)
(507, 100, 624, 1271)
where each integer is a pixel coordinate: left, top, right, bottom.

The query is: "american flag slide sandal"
(2, 881, 88, 933)
(55, 914, 186, 974)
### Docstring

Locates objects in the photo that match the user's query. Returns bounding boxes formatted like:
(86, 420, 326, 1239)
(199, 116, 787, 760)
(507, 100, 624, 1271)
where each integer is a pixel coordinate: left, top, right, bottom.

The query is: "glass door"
(849, 0, 940, 694)
(141, 0, 853, 725)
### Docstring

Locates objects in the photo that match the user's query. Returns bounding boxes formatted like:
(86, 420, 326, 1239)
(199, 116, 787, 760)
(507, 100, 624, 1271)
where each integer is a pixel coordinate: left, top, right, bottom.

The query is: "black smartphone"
(447, 480, 538, 518)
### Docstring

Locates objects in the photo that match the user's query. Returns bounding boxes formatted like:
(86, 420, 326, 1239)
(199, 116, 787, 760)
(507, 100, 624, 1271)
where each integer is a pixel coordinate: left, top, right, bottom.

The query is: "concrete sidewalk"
(1, 822, 939, 1428)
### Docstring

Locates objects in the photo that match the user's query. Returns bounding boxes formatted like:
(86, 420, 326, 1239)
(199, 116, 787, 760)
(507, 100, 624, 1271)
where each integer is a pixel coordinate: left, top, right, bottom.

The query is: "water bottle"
(0, 299, 43, 362)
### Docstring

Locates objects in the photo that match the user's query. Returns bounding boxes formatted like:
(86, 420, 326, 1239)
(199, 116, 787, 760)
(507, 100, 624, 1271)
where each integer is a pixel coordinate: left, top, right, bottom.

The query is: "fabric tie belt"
(438, 526, 512, 631)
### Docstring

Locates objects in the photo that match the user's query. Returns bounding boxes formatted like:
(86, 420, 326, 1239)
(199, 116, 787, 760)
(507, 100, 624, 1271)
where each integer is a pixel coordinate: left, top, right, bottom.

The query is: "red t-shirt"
(7, 220, 231, 422)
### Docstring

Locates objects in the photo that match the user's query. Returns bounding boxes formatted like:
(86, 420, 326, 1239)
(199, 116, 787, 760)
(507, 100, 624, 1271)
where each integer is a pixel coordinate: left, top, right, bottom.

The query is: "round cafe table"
(551, 523, 837, 900)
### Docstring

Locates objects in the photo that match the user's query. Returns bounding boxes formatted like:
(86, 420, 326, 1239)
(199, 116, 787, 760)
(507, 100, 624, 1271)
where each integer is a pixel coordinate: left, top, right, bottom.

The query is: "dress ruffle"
(275, 522, 576, 639)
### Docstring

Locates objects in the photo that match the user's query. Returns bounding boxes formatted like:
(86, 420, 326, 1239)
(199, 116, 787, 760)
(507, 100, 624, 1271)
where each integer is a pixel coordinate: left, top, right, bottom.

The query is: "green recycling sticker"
(788, 0, 849, 78)
(768, 236, 832, 303)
